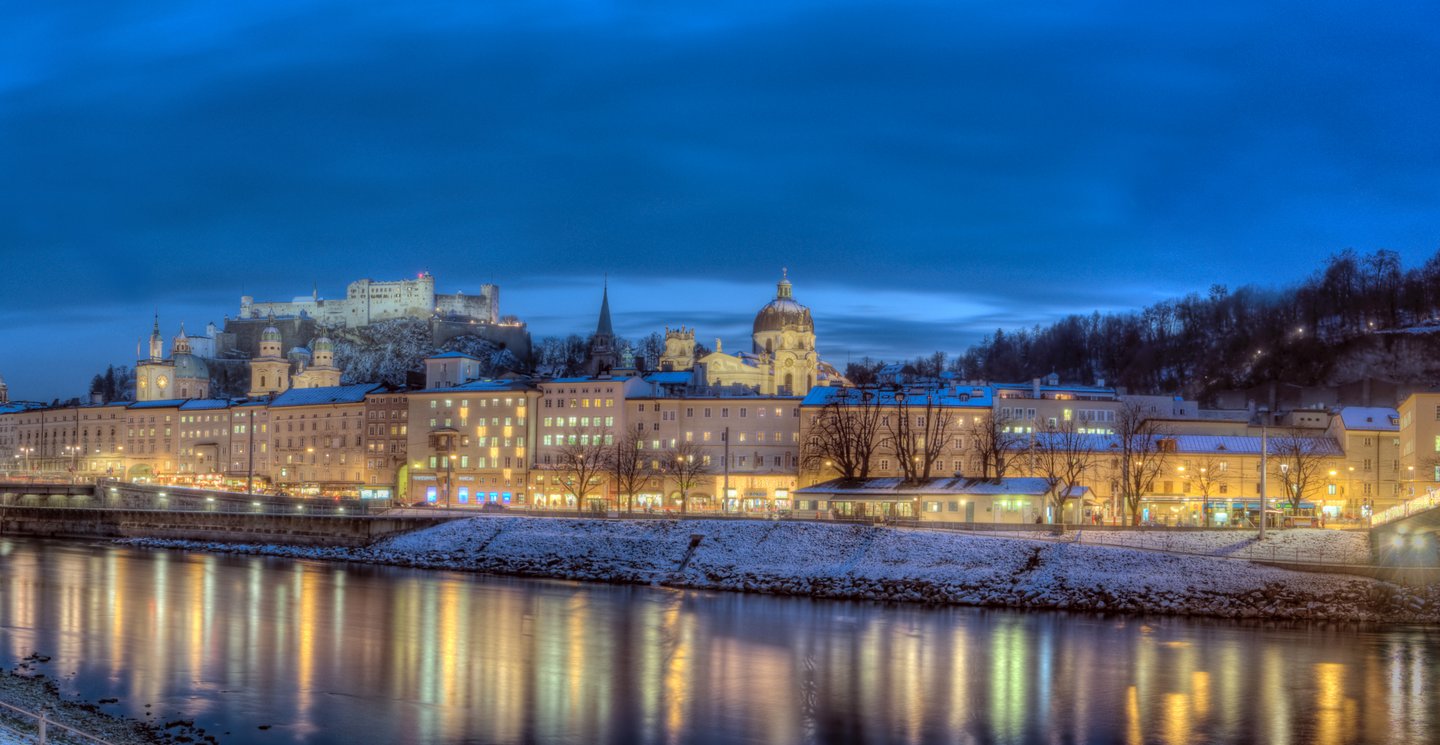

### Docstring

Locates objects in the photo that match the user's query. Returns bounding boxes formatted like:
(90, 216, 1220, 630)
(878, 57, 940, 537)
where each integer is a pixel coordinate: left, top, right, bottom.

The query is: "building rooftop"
(1336, 406, 1400, 432)
(796, 476, 1092, 499)
(270, 383, 382, 407)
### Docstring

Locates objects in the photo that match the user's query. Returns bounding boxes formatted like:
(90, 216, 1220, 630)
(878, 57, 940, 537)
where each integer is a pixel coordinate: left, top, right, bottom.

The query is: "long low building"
(795, 476, 1094, 524)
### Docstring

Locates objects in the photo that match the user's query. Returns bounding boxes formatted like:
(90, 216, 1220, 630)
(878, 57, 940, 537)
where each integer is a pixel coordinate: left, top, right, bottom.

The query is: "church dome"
(261, 325, 282, 342)
(752, 271, 813, 335)
(313, 336, 334, 352)
(174, 353, 209, 380)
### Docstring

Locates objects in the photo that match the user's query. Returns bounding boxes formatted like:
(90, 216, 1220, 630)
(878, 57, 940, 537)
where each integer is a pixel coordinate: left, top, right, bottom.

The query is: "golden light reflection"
(0, 540, 1438, 744)
(1162, 692, 1190, 745)
(1126, 684, 1142, 745)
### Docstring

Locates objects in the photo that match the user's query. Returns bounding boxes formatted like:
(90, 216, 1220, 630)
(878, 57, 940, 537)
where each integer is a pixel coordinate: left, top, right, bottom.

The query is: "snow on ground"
(0, 666, 171, 745)
(123, 517, 1438, 624)
(986, 528, 1372, 564)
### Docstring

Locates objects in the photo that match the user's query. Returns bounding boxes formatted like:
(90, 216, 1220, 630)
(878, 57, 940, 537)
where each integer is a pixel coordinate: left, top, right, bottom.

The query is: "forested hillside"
(953, 248, 1440, 398)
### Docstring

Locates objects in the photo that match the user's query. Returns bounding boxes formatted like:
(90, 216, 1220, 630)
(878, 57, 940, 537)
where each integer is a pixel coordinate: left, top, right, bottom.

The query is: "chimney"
(1032, 378, 1041, 398)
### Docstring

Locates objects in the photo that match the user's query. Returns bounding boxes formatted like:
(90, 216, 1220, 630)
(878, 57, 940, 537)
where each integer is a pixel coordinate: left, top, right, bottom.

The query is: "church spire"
(148, 312, 164, 361)
(776, 268, 793, 300)
(595, 278, 614, 337)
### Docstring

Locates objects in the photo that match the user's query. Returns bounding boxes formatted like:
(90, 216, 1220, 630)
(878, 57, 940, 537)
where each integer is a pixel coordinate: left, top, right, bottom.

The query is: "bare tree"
(1112, 402, 1172, 526)
(554, 427, 609, 515)
(882, 388, 957, 483)
(607, 430, 654, 514)
(968, 411, 1023, 480)
(801, 387, 885, 480)
(660, 439, 712, 515)
(1184, 453, 1230, 527)
(1030, 419, 1098, 524)
(1269, 427, 1336, 513)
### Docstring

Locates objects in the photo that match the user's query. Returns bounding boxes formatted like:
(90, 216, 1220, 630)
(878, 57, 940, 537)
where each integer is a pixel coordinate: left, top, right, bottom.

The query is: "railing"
(1371, 488, 1440, 528)
(0, 699, 116, 745)
(1, 487, 393, 517)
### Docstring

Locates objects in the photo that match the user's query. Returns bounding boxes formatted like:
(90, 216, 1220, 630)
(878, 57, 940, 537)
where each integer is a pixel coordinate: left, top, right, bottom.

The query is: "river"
(0, 537, 1434, 744)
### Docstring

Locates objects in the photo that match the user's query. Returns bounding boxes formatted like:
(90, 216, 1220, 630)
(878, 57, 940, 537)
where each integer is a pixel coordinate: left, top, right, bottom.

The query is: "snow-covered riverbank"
(124, 517, 1437, 624)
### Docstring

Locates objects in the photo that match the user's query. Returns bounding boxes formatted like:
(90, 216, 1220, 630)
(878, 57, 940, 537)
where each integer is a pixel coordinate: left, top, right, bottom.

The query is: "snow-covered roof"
(127, 399, 187, 409)
(270, 383, 382, 407)
(421, 379, 533, 394)
(179, 399, 232, 411)
(796, 476, 1091, 499)
(426, 351, 480, 361)
(1016, 432, 1344, 457)
(644, 372, 693, 385)
(1336, 406, 1399, 432)
(801, 385, 993, 408)
(545, 376, 634, 384)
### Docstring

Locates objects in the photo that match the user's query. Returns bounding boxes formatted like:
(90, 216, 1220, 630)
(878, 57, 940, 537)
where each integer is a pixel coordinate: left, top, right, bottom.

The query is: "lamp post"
(306, 446, 316, 497)
(1177, 464, 1187, 526)
(1258, 406, 1269, 541)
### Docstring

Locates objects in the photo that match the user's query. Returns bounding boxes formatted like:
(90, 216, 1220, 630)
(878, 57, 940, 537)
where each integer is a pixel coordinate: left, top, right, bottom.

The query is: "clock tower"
(136, 314, 177, 402)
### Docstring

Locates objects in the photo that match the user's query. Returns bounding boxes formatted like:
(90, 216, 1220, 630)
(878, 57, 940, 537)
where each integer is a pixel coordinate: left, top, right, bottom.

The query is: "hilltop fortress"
(240, 272, 499, 327)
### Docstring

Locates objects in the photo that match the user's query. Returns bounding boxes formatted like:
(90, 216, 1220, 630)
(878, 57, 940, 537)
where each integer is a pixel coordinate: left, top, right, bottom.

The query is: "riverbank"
(0, 660, 216, 745)
(124, 517, 1437, 624)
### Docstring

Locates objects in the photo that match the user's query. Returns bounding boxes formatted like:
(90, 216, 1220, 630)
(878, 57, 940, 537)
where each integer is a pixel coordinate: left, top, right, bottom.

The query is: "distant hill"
(956, 248, 1440, 401)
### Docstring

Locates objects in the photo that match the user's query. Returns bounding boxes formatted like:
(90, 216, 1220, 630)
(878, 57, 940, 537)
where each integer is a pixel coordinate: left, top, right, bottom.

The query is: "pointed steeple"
(595, 278, 614, 337)
(148, 312, 164, 361)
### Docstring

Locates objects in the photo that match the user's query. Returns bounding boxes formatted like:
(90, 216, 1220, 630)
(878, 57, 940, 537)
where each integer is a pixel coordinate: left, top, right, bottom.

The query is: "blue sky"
(3, 1, 1439, 400)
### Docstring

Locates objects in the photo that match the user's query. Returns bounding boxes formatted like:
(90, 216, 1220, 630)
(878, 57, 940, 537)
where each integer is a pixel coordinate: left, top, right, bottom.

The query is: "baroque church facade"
(648, 271, 832, 397)
(136, 317, 211, 401)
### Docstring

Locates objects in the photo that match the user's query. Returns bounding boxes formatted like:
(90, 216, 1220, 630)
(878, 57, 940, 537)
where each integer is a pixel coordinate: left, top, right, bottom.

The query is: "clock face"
(139, 379, 147, 390)
(157, 375, 169, 389)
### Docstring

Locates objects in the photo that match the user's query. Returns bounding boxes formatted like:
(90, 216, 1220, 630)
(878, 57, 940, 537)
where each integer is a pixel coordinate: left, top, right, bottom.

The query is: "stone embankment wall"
(0, 507, 449, 548)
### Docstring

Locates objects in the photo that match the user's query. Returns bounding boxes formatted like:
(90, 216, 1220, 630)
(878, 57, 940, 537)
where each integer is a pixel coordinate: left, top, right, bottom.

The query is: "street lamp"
(1258, 406, 1269, 541)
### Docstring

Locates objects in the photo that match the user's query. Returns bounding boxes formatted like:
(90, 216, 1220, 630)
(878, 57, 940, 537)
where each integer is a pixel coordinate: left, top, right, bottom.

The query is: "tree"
(801, 387, 885, 480)
(660, 439, 711, 514)
(1183, 454, 1230, 527)
(1112, 403, 1172, 526)
(607, 430, 654, 514)
(882, 388, 956, 483)
(1269, 427, 1334, 513)
(554, 428, 609, 514)
(968, 411, 1022, 480)
(1030, 419, 1098, 524)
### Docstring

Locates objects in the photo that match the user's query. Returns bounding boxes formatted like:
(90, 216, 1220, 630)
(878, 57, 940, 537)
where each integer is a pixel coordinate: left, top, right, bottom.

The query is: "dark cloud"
(3, 0, 1440, 398)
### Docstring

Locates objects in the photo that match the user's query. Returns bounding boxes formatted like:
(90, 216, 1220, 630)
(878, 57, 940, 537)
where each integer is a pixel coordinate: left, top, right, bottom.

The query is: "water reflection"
(0, 537, 1436, 744)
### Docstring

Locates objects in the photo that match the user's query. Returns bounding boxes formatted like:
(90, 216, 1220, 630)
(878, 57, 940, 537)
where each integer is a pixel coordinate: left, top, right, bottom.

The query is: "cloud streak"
(3, 0, 1439, 398)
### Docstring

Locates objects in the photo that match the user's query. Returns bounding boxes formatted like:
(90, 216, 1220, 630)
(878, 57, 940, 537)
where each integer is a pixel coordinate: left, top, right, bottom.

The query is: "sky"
(3, 0, 1439, 401)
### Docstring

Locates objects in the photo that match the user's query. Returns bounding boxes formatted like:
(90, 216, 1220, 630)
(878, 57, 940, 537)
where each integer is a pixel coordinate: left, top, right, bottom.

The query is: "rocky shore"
(120, 517, 1440, 625)
(0, 655, 217, 745)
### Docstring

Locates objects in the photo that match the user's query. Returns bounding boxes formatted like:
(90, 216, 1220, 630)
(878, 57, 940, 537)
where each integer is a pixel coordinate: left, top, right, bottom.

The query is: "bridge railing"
(1371, 488, 1440, 528)
(0, 699, 116, 745)
(1, 481, 392, 516)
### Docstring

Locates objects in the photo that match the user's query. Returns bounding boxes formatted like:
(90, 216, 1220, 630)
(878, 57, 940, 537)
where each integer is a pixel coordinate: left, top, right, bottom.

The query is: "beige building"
(363, 388, 409, 500)
(123, 400, 182, 480)
(268, 384, 377, 495)
(407, 381, 537, 507)
(628, 392, 805, 512)
(530, 377, 636, 509)
(226, 401, 271, 491)
(1397, 393, 1440, 500)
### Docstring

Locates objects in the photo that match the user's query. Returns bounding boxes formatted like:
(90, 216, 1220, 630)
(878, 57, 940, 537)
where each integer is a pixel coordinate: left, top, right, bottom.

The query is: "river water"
(0, 537, 1434, 745)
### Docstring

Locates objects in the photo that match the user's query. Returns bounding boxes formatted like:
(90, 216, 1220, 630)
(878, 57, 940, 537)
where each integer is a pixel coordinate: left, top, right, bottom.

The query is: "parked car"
(480, 502, 508, 513)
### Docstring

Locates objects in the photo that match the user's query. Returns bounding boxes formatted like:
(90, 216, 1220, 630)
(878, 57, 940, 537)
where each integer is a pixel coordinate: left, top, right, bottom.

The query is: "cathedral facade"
(136, 317, 210, 401)
(694, 272, 825, 396)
